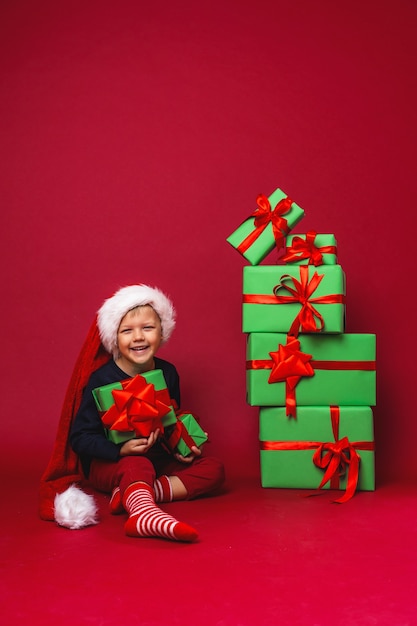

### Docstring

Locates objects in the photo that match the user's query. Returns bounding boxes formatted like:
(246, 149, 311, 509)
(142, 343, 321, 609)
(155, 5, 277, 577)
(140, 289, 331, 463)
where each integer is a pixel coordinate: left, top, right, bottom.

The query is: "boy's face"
(116, 305, 163, 376)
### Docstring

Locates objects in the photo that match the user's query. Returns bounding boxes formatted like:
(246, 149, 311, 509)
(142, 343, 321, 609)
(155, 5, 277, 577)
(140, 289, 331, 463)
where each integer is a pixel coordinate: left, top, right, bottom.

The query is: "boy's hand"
(119, 429, 161, 456)
(173, 433, 208, 464)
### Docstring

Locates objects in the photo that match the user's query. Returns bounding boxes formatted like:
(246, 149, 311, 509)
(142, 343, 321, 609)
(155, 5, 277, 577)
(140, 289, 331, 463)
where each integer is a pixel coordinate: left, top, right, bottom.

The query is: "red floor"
(2, 461, 417, 626)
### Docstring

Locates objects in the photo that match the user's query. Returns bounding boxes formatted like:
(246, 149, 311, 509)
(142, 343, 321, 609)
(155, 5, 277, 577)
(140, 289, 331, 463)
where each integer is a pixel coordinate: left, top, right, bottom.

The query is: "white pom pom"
(54, 484, 99, 530)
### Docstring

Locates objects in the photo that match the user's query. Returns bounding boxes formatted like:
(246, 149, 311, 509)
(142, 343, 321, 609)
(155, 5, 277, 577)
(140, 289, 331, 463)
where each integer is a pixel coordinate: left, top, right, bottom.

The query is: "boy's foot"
(123, 482, 198, 542)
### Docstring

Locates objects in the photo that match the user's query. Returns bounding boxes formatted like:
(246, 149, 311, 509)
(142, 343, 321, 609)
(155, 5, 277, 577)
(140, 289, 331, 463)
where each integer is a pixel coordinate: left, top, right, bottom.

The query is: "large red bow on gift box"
(280, 230, 337, 266)
(268, 335, 314, 417)
(237, 194, 293, 255)
(101, 375, 172, 437)
(312, 406, 374, 503)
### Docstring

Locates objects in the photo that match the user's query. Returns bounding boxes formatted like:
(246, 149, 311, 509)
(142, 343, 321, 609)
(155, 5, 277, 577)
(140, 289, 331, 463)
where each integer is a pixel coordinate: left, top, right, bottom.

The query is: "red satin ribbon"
(280, 231, 337, 266)
(243, 265, 345, 336)
(247, 359, 376, 371)
(237, 194, 293, 255)
(101, 375, 172, 437)
(260, 406, 375, 503)
(247, 336, 375, 417)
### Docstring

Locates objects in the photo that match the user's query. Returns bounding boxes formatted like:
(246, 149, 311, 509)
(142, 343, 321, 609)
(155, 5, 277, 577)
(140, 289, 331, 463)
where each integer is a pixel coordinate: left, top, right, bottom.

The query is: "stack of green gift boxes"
(227, 188, 376, 502)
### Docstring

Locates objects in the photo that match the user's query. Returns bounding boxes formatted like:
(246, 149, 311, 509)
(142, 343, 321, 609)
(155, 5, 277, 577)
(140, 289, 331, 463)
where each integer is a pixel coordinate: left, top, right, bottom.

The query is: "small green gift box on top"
(226, 188, 305, 265)
(246, 332, 376, 410)
(92, 369, 177, 445)
(259, 406, 375, 500)
(281, 232, 338, 266)
(242, 264, 345, 334)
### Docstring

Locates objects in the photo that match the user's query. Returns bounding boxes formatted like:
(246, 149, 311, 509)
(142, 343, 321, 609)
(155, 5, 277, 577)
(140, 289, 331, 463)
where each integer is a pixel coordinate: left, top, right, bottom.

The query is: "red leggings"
(88, 449, 225, 500)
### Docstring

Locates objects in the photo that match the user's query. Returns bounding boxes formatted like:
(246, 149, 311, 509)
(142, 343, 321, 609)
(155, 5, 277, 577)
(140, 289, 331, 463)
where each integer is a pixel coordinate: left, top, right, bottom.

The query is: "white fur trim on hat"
(54, 485, 99, 530)
(97, 284, 176, 356)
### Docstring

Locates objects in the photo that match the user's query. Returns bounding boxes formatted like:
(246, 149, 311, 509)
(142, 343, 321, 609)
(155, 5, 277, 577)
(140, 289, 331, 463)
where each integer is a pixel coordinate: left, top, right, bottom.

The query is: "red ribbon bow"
(268, 335, 314, 417)
(313, 437, 360, 503)
(313, 406, 372, 503)
(237, 194, 293, 255)
(281, 231, 336, 266)
(101, 375, 172, 437)
(272, 265, 344, 337)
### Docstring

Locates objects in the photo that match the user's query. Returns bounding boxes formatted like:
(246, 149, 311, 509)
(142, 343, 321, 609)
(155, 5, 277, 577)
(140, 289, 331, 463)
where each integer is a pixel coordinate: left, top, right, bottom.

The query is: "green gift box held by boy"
(165, 413, 209, 458)
(39, 284, 225, 542)
(92, 369, 178, 444)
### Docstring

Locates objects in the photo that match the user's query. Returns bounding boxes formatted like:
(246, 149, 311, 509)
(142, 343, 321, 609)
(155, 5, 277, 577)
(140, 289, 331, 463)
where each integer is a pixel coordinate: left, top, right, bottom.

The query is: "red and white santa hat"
(39, 284, 176, 529)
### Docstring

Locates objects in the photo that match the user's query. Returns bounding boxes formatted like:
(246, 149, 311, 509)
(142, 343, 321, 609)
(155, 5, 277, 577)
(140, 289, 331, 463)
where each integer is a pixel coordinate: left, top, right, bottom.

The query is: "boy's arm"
(70, 380, 122, 462)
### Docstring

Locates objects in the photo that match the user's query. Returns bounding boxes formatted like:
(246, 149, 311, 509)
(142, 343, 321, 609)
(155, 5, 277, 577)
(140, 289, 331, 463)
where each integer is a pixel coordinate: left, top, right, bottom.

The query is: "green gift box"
(246, 333, 376, 408)
(259, 406, 375, 496)
(167, 413, 208, 457)
(226, 188, 305, 265)
(242, 264, 345, 334)
(281, 232, 338, 265)
(92, 369, 177, 445)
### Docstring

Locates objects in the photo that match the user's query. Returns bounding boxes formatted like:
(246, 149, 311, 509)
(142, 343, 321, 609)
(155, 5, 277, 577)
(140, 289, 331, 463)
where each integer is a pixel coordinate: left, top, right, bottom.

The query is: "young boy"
(40, 284, 225, 543)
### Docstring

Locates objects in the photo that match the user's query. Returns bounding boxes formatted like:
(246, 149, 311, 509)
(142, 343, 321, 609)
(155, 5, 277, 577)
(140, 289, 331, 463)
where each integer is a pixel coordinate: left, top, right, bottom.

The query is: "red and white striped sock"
(123, 482, 198, 542)
(154, 475, 174, 503)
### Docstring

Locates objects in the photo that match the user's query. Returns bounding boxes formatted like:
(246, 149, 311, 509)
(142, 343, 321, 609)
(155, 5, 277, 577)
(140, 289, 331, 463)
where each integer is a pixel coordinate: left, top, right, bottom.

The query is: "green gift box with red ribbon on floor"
(259, 405, 375, 501)
(226, 188, 305, 265)
(242, 264, 346, 334)
(280, 231, 338, 266)
(92, 369, 178, 445)
(246, 332, 376, 415)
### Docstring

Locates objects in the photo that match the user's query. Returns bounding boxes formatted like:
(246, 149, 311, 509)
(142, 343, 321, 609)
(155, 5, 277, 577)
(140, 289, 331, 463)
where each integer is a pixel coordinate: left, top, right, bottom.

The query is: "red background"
(1, 0, 416, 485)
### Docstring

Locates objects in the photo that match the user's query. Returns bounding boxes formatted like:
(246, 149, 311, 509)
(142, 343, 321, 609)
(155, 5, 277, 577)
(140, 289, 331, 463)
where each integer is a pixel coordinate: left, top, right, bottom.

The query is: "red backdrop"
(1, 0, 416, 484)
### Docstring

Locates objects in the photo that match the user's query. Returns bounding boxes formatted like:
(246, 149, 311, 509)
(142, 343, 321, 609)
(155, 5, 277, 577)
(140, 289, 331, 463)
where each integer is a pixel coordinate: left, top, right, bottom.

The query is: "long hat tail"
(39, 318, 110, 523)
